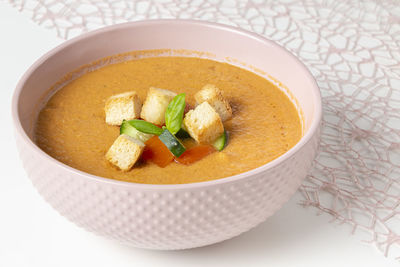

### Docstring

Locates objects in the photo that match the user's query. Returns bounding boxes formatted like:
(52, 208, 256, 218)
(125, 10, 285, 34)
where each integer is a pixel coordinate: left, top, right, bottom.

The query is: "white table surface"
(0, 3, 398, 267)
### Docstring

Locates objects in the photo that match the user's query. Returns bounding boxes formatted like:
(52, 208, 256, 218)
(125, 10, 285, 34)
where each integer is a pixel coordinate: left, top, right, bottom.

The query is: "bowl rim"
(12, 19, 322, 190)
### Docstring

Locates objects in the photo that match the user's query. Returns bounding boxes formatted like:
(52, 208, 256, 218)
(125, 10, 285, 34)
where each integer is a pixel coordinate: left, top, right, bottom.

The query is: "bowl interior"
(15, 20, 320, 160)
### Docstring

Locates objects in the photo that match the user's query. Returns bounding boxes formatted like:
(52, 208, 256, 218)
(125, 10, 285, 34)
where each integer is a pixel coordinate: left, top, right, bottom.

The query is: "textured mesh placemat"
(7, 0, 400, 260)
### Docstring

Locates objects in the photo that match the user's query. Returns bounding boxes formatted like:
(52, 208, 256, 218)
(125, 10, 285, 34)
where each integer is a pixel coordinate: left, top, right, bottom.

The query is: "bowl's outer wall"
(15, 128, 319, 249)
(13, 20, 321, 249)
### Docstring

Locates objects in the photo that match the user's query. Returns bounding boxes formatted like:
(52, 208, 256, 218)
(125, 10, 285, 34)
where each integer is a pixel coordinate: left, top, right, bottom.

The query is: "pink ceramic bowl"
(12, 20, 321, 250)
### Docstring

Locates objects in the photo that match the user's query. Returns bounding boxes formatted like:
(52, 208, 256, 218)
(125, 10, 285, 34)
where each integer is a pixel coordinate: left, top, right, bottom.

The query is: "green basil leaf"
(127, 119, 163, 135)
(165, 93, 186, 135)
(120, 120, 154, 142)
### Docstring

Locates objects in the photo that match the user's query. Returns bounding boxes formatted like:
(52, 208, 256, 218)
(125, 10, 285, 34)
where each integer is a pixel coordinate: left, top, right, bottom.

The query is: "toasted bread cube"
(106, 134, 145, 171)
(183, 102, 224, 144)
(105, 91, 142, 126)
(140, 87, 177, 125)
(194, 84, 232, 122)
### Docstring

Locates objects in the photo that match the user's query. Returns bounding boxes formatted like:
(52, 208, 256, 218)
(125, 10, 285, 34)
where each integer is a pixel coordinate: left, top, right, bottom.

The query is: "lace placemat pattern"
(7, 0, 400, 259)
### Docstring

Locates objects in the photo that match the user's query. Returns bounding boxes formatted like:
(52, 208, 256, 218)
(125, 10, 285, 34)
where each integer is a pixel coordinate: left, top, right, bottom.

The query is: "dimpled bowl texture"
(12, 20, 321, 250)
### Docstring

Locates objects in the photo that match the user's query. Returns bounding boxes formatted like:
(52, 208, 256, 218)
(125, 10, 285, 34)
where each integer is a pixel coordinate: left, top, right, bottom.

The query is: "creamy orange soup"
(35, 55, 302, 184)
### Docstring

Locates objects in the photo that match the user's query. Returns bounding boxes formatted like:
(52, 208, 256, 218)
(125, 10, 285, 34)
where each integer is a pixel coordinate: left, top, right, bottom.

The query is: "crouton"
(140, 87, 177, 125)
(183, 101, 224, 144)
(194, 84, 232, 122)
(105, 134, 145, 171)
(105, 91, 142, 126)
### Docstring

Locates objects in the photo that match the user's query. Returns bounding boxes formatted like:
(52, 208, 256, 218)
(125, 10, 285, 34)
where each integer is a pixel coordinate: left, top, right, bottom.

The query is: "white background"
(0, 3, 398, 266)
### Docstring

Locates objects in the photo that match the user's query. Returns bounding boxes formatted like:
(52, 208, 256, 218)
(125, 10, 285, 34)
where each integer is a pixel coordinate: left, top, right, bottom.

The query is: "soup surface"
(35, 56, 302, 184)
